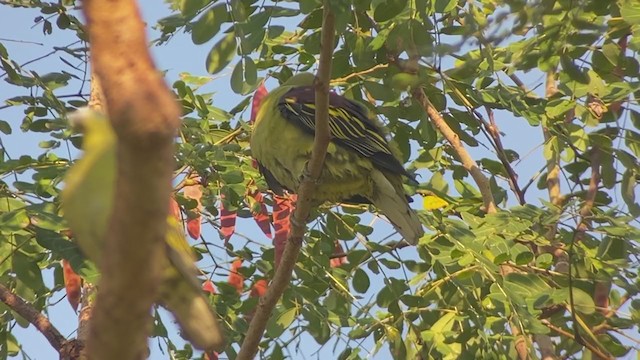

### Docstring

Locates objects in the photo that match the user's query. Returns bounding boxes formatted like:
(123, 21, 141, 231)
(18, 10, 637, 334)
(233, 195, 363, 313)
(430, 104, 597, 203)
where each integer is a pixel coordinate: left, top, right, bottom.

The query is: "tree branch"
(81, 0, 181, 358)
(542, 320, 613, 360)
(235, 4, 335, 360)
(521, 69, 566, 360)
(0, 283, 66, 353)
(544, 71, 563, 207)
(507, 73, 527, 92)
(411, 89, 497, 213)
(411, 71, 529, 359)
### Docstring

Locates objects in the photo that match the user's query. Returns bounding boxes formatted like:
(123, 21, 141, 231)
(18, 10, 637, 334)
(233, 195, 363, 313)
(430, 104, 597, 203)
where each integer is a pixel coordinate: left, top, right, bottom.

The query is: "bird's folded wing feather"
(277, 86, 416, 182)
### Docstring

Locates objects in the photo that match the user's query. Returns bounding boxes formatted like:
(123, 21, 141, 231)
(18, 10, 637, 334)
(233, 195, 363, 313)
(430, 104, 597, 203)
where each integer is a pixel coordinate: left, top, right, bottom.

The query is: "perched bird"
(251, 73, 424, 244)
(61, 109, 225, 351)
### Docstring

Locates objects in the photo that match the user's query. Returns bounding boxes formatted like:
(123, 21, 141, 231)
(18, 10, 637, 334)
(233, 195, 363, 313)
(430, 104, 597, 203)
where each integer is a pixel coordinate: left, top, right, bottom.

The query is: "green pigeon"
(251, 73, 424, 244)
(61, 109, 225, 351)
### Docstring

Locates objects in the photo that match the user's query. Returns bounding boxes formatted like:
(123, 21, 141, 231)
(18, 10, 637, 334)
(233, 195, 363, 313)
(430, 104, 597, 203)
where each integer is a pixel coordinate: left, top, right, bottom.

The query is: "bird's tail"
(160, 270, 226, 352)
(371, 171, 424, 245)
(160, 220, 226, 351)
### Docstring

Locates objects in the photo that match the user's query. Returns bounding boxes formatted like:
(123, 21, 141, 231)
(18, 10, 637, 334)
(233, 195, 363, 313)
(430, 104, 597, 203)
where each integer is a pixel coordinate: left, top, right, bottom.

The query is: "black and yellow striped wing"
(277, 86, 416, 182)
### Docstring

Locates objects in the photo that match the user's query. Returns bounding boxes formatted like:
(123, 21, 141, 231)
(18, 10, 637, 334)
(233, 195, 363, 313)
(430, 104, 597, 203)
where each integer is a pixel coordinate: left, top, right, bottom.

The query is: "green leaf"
(352, 268, 370, 293)
(221, 169, 244, 184)
(0, 58, 19, 83)
(369, 27, 391, 51)
(0, 120, 11, 135)
(592, 50, 615, 75)
(229, 96, 252, 115)
(504, 273, 551, 298)
(363, 81, 396, 101)
(266, 306, 297, 338)
(625, 130, 640, 157)
(571, 287, 596, 315)
(299, 0, 321, 13)
(191, 4, 228, 45)
(205, 32, 237, 74)
(515, 251, 534, 265)
(379, 258, 401, 269)
(181, 0, 209, 16)
(299, 8, 323, 29)
(374, 0, 407, 22)
(0, 208, 29, 233)
(305, 308, 331, 343)
(597, 236, 627, 261)
(56, 13, 70, 29)
(435, 0, 457, 12)
(567, 123, 589, 152)
(231, 60, 244, 94)
(621, 169, 640, 216)
(430, 311, 455, 334)
(13, 250, 45, 293)
(244, 56, 257, 85)
(561, 55, 589, 83)
(266, 5, 299, 17)
(621, 0, 640, 25)
(545, 99, 574, 119)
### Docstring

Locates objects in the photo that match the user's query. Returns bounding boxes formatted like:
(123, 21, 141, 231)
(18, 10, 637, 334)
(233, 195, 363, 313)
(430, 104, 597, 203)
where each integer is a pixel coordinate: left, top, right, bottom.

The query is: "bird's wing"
(258, 162, 288, 195)
(277, 86, 416, 182)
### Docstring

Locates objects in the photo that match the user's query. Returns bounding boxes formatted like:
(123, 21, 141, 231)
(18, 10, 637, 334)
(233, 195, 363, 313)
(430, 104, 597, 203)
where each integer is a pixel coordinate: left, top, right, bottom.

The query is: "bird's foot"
(300, 162, 319, 184)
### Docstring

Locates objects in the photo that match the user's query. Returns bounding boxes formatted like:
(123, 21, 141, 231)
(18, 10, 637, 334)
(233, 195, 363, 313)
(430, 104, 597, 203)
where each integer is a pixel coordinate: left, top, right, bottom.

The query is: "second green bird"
(251, 73, 424, 245)
(62, 110, 225, 351)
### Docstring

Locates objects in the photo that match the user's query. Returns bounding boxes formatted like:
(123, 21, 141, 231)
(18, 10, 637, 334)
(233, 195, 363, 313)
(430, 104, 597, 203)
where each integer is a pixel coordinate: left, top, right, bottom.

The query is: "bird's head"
(282, 72, 315, 87)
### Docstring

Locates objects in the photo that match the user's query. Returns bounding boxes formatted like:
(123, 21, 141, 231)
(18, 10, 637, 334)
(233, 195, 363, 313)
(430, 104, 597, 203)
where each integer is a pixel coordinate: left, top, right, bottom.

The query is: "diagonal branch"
(235, 4, 336, 360)
(0, 283, 66, 352)
(542, 320, 612, 360)
(412, 89, 498, 213)
(483, 107, 525, 204)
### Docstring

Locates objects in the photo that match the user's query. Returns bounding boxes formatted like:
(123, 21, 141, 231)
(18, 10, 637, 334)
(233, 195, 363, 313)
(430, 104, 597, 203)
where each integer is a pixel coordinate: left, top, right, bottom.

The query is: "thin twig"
(235, 3, 336, 359)
(541, 320, 613, 360)
(507, 73, 527, 92)
(0, 41, 82, 78)
(607, 293, 630, 318)
(0, 37, 44, 45)
(331, 64, 388, 84)
(483, 106, 525, 204)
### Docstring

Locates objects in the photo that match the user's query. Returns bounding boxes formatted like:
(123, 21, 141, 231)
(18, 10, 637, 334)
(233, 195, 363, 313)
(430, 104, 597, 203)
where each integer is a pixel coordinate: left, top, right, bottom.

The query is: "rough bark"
(81, 1, 181, 359)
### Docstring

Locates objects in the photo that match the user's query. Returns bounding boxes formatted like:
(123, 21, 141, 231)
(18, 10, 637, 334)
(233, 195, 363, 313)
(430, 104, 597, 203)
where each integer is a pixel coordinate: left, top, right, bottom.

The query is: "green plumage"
(61, 110, 225, 351)
(251, 73, 424, 244)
